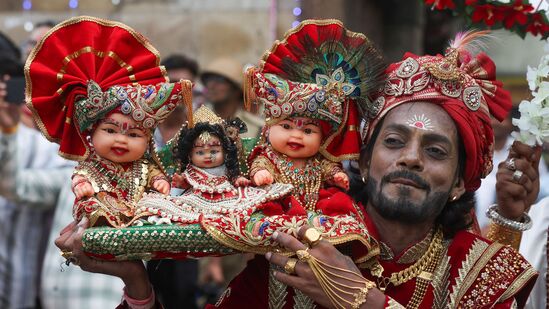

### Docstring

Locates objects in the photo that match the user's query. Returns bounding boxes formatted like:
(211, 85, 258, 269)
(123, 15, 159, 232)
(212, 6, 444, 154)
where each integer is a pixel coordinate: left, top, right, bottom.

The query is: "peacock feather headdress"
(245, 19, 386, 161)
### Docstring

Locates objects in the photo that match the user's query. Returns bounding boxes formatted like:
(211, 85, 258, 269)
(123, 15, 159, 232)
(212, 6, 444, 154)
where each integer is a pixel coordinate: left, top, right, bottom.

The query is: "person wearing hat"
(213, 30, 538, 307)
(53, 26, 538, 308)
(201, 57, 264, 138)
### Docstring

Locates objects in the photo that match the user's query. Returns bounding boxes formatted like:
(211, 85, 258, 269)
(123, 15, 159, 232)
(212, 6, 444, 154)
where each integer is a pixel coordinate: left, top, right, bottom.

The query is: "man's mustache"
(381, 170, 430, 191)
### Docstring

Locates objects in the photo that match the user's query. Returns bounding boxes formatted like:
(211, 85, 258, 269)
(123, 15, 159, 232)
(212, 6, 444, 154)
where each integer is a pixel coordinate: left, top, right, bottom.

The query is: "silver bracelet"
(485, 204, 532, 231)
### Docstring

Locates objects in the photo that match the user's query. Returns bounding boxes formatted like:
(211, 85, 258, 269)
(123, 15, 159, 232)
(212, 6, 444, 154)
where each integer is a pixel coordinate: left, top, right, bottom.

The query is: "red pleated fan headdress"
(25, 16, 193, 161)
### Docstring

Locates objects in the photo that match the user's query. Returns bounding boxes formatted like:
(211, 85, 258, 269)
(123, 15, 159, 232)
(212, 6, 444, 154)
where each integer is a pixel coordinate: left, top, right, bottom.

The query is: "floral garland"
(424, 0, 549, 39)
(512, 40, 549, 146)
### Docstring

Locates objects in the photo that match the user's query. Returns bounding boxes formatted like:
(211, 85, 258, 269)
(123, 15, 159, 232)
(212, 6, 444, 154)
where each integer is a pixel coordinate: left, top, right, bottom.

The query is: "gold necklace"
(368, 228, 444, 291)
(276, 153, 322, 211)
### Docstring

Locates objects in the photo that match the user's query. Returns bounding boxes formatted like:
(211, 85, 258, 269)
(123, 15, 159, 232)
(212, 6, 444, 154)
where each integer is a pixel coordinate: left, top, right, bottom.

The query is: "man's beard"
(359, 170, 450, 224)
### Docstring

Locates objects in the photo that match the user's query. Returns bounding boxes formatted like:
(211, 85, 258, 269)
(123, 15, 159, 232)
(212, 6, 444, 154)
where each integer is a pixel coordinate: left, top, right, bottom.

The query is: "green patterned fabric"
(241, 137, 259, 155)
(82, 224, 235, 261)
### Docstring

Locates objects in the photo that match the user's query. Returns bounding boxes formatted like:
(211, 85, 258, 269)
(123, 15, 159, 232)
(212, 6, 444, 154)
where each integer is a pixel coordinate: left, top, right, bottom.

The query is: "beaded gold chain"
(369, 228, 444, 292)
(78, 156, 148, 203)
(275, 154, 322, 211)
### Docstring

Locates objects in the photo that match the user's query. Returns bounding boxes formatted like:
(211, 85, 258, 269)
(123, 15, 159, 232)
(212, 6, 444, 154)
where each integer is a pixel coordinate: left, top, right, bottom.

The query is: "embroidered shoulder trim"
(446, 239, 489, 307)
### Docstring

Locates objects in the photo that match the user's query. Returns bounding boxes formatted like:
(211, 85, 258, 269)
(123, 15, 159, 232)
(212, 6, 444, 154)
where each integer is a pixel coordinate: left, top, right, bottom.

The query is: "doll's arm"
(147, 164, 171, 194)
(332, 172, 350, 190)
(71, 174, 94, 200)
(171, 173, 190, 189)
(151, 174, 170, 194)
(234, 176, 251, 187)
(249, 156, 275, 186)
(321, 160, 349, 190)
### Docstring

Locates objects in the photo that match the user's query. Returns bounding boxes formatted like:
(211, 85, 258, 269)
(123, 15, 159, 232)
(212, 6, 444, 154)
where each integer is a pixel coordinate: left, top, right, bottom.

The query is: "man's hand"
(54, 218, 153, 304)
(265, 226, 386, 309)
(202, 257, 225, 285)
(253, 169, 273, 186)
(496, 141, 542, 220)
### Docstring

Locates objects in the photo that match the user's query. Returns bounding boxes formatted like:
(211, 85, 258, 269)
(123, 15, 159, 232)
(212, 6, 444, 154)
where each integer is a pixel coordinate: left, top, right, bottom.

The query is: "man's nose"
(396, 142, 423, 171)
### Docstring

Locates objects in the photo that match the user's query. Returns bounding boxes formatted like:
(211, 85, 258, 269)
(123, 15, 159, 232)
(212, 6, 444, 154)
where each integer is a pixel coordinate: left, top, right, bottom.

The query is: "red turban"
(364, 36, 512, 192)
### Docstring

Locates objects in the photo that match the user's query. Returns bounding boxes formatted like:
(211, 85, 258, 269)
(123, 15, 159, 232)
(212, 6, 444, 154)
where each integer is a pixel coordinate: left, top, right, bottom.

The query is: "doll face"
(190, 133, 224, 168)
(91, 113, 149, 163)
(268, 117, 322, 159)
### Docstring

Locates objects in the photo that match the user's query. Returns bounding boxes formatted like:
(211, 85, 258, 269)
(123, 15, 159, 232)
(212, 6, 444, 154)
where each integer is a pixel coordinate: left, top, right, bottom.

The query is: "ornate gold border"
(202, 221, 379, 263)
(453, 242, 503, 305)
(498, 267, 538, 303)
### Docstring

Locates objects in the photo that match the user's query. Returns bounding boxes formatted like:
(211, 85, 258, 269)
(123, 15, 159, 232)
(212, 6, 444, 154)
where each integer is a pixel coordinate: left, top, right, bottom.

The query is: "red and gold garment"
(136, 163, 293, 224)
(211, 214, 536, 309)
(248, 144, 357, 217)
(73, 153, 161, 227)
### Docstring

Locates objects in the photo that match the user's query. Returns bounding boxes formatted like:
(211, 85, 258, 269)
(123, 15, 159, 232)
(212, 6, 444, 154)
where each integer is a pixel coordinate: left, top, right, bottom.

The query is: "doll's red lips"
(111, 147, 128, 155)
(287, 142, 303, 150)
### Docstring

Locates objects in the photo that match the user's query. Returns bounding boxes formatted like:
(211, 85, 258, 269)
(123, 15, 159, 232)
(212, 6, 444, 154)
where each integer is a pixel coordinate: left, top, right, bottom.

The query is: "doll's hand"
(71, 176, 94, 199)
(234, 176, 251, 187)
(253, 170, 273, 186)
(333, 172, 350, 190)
(171, 173, 189, 189)
(153, 179, 171, 194)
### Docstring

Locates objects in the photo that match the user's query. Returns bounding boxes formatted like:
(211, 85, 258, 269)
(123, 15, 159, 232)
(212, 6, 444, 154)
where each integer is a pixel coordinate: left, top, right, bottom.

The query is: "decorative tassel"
(180, 79, 194, 128)
(243, 66, 257, 112)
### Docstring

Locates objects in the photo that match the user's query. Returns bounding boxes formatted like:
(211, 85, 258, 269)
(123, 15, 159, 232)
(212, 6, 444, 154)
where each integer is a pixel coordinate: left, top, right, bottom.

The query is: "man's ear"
(359, 146, 370, 181)
(449, 177, 466, 202)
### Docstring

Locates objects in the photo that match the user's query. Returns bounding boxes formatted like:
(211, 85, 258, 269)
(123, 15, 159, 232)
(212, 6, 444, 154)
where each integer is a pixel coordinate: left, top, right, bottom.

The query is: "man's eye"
(427, 147, 447, 158)
(384, 137, 402, 146)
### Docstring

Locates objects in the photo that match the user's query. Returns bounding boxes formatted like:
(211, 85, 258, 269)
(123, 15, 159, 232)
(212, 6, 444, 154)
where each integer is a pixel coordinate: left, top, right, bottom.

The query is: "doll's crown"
(192, 105, 224, 127)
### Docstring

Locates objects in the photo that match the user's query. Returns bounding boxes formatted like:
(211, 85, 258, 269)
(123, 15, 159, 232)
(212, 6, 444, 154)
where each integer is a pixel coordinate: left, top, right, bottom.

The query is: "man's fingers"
(497, 176, 527, 199)
(59, 220, 78, 235)
(272, 231, 307, 252)
(272, 270, 310, 291)
(266, 252, 309, 277)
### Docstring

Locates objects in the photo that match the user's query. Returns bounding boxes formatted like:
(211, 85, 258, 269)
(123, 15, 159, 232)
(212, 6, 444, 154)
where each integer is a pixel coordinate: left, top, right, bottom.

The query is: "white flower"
(515, 44, 549, 146)
(527, 64, 549, 91)
(532, 81, 549, 104)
